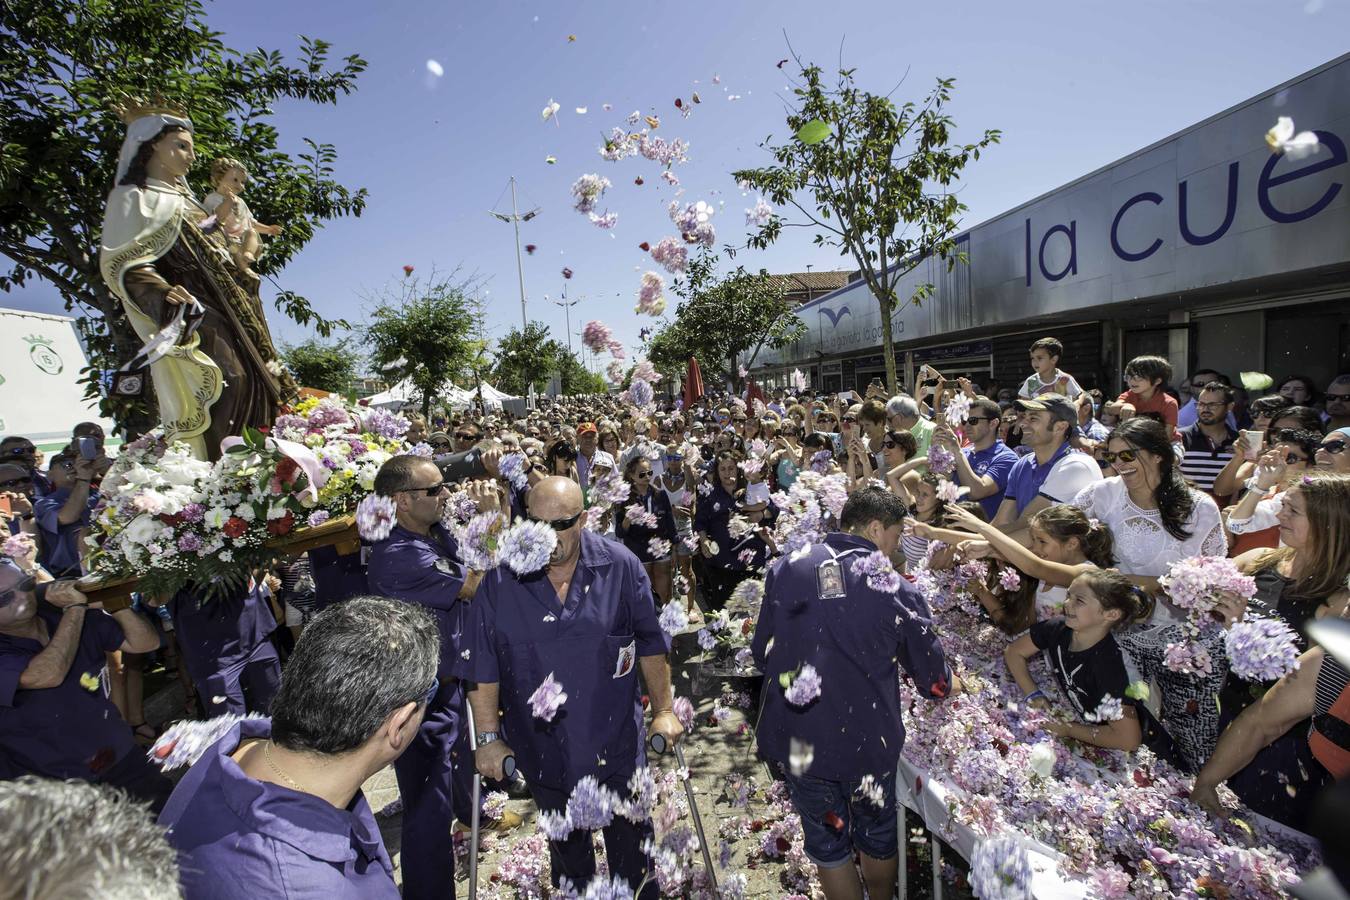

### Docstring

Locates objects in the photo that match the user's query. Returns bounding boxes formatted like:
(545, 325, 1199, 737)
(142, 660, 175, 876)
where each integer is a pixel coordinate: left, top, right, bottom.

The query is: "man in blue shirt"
(752, 486, 954, 900)
(33, 452, 99, 576)
(938, 397, 1018, 521)
(458, 476, 681, 898)
(159, 596, 439, 899)
(995, 396, 1102, 534)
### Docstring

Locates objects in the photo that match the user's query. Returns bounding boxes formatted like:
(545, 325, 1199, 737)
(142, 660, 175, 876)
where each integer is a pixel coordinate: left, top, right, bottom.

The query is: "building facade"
(752, 54, 1350, 398)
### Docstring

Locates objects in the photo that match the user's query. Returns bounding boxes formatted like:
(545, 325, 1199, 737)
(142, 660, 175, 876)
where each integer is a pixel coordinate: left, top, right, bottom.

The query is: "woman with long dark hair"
(1070, 417, 1226, 615)
(692, 449, 747, 611)
(1210, 471, 1350, 827)
(615, 455, 677, 604)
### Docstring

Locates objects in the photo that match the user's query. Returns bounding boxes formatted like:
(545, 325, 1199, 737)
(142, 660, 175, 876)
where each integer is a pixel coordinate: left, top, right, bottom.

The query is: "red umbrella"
(745, 378, 767, 407)
(683, 356, 704, 410)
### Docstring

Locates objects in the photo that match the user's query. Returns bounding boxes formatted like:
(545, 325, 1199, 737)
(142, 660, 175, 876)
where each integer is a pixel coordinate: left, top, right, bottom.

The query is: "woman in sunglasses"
(1314, 427, 1350, 473)
(769, 422, 804, 491)
(1069, 418, 1226, 614)
(615, 457, 677, 604)
(1196, 470, 1350, 828)
(544, 439, 579, 483)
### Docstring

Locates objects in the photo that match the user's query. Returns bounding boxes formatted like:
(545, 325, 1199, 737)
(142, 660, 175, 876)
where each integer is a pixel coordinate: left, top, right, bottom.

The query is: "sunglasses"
(0, 476, 34, 490)
(966, 416, 999, 424)
(0, 575, 37, 609)
(664, 454, 682, 462)
(882, 439, 900, 449)
(528, 511, 583, 532)
(1285, 453, 1309, 465)
(1321, 439, 1347, 455)
(1100, 449, 1139, 464)
(633, 471, 652, 479)
(4, 446, 36, 456)
(1326, 392, 1350, 402)
(454, 432, 478, 441)
(397, 481, 448, 497)
(531, 463, 549, 474)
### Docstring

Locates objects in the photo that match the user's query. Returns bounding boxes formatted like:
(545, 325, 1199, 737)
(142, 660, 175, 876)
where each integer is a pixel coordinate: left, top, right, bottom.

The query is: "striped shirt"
(1178, 423, 1237, 494)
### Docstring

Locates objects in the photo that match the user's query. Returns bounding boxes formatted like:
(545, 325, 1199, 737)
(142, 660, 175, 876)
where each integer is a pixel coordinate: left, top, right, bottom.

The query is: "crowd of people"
(2, 339, 1349, 898)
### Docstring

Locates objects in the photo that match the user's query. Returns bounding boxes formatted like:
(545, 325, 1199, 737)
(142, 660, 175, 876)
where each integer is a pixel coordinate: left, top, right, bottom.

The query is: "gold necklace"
(263, 741, 306, 792)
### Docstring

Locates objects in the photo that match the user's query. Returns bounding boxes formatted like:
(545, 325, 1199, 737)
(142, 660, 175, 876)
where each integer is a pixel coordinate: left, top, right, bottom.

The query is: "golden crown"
(112, 94, 189, 125)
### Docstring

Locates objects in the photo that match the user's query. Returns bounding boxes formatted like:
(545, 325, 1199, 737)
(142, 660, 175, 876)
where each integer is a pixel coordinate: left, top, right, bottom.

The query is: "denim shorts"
(777, 764, 898, 867)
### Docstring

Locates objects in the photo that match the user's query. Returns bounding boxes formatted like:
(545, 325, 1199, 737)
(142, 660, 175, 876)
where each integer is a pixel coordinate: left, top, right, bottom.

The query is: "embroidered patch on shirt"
(613, 640, 636, 679)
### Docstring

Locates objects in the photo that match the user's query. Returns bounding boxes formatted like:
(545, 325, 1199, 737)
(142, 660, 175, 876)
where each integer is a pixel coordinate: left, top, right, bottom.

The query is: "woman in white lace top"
(1072, 418, 1226, 622)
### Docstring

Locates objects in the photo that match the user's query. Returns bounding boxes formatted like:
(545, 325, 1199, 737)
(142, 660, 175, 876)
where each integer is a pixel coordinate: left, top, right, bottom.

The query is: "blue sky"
(9, 0, 1350, 379)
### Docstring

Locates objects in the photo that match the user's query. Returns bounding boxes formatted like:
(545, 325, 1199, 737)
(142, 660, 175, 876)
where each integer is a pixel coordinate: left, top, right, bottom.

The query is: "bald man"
(455, 477, 680, 897)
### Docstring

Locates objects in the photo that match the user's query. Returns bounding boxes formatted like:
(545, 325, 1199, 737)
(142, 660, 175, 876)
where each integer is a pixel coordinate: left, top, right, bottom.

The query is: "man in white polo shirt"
(992, 395, 1102, 535)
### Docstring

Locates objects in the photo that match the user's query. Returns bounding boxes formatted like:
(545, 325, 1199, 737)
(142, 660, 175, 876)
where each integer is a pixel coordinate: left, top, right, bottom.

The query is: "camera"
(433, 449, 488, 483)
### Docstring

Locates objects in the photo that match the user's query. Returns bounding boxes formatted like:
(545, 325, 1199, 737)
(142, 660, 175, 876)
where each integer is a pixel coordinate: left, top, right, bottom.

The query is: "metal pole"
(898, 804, 907, 899)
(510, 177, 528, 329)
(931, 832, 943, 900)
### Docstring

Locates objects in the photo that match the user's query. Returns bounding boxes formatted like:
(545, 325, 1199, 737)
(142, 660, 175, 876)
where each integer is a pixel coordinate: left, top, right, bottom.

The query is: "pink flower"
(529, 672, 568, 722)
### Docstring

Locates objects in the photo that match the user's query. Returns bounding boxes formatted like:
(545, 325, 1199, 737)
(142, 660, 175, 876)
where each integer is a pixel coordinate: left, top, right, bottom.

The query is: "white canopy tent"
(364, 378, 479, 411)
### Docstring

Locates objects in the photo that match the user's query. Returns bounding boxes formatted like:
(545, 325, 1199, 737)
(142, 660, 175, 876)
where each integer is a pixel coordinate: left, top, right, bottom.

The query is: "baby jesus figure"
(204, 157, 282, 281)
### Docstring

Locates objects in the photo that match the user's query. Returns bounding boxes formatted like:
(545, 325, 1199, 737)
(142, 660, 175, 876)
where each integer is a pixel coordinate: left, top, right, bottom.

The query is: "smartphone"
(77, 436, 99, 460)
(1240, 429, 1265, 461)
(0, 495, 11, 517)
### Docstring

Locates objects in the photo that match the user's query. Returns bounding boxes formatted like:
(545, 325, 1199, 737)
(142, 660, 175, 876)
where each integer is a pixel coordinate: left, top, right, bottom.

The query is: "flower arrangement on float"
(82, 396, 408, 601)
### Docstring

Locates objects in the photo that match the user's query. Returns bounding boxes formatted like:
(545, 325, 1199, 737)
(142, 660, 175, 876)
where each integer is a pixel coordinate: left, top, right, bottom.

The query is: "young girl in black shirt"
(1004, 569, 1151, 751)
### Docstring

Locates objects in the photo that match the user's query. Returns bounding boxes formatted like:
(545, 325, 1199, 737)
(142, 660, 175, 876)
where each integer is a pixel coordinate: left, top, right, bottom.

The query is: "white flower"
(1265, 116, 1320, 160)
(234, 505, 256, 523)
(541, 98, 561, 123)
(124, 515, 165, 546)
(219, 550, 233, 563)
(1028, 741, 1055, 778)
(266, 504, 290, 520)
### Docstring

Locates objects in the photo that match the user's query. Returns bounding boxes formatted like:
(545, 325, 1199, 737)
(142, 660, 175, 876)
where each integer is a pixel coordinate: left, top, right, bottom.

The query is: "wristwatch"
(476, 731, 501, 746)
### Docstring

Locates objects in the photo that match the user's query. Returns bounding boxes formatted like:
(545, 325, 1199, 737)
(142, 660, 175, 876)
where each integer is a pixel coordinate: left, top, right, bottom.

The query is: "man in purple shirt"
(0, 560, 170, 809)
(458, 477, 682, 897)
(32, 451, 99, 577)
(366, 455, 500, 900)
(159, 596, 439, 899)
(752, 487, 955, 900)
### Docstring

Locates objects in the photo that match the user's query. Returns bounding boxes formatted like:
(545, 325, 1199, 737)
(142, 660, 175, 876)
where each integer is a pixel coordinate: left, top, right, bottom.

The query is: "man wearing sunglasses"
(33, 451, 99, 577)
(0, 462, 40, 542)
(0, 560, 170, 810)
(366, 454, 514, 900)
(458, 477, 680, 898)
(0, 435, 51, 496)
(159, 596, 439, 899)
(994, 396, 1102, 535)
(1316, 428, 1350, 473)
(1325, 374, 1350, 432)
(935, 397, 1019, 521)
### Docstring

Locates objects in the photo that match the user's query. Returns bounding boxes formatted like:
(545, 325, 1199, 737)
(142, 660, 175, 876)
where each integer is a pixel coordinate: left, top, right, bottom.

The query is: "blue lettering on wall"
(1038, 221, 1077, 281)
(1257, 129, 1347, 224)
(1179, 162, 1239, 245)
(1110, 191, 1164, 261)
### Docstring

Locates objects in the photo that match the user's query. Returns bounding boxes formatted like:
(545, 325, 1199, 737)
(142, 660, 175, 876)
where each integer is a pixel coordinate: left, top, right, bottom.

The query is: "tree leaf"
(795, 119, 831, 145)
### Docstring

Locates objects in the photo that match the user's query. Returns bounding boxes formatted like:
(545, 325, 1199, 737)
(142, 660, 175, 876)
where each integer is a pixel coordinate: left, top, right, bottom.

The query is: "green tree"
(280, 336, 359, 394)
(365, 271, 479, 418)
(491, 320, 566, 396)
(558, 351, 607, 395)
(0, 0, 367, 428)
(734, 60, 1000, 393)
(651, 252, 806, 387)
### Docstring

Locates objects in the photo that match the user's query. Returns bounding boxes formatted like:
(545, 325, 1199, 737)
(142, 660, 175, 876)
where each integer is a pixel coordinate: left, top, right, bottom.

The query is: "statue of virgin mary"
(99, 101, 297, 460)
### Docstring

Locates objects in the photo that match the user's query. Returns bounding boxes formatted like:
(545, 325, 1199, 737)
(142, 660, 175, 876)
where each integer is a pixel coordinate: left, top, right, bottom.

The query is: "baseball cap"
(1013, 395, 1079, 433)
(577, 422, 598, 435)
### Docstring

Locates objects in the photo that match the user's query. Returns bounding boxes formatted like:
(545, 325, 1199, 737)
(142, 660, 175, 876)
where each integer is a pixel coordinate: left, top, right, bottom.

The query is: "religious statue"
(204, 157, 282, 282)
(98, 100, 297, 460)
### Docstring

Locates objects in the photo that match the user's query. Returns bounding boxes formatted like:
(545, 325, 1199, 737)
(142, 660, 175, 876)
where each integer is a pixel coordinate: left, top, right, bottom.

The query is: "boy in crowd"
(1018, 337, 1084, 400)
(1116, 355, 1179, 435)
